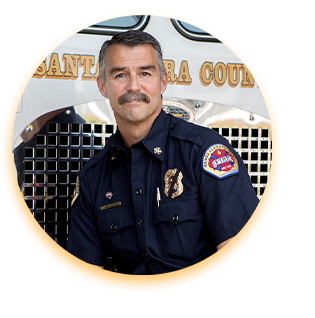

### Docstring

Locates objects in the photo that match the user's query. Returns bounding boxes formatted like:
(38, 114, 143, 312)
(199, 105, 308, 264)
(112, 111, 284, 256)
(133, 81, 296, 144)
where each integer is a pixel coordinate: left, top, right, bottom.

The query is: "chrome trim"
(162, 99, 195, 122)
(171, 19, 221, 43)
(78, 15, 150, 35)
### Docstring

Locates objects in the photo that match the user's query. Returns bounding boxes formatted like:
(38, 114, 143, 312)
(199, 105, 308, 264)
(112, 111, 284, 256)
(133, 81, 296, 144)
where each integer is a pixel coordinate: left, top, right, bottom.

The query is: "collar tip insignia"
(154, 147, 162, 155)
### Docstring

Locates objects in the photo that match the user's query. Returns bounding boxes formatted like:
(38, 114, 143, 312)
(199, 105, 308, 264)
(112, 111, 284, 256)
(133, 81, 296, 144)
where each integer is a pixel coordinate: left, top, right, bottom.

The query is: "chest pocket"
(96, 206, 139, 261)
(153, 198, 206, 263)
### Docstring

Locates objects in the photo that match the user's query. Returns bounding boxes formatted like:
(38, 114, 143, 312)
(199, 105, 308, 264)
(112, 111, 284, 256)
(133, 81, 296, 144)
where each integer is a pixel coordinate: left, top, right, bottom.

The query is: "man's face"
(97, 44, 168, 126)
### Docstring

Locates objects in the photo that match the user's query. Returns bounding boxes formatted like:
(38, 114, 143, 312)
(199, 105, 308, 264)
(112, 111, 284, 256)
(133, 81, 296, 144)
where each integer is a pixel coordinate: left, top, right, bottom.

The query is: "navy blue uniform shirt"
(67, 110, 259, 274)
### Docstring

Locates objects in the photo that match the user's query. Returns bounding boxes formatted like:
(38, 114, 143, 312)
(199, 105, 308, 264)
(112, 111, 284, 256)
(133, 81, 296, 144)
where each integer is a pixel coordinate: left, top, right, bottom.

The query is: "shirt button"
(172, 215, 179, 222)
(110, 224, 116, 231)
(136, 189, 142, 195)
(138, 220, 143, 226)
(171, 124, 177, 130)
(144, 252, 149, 257)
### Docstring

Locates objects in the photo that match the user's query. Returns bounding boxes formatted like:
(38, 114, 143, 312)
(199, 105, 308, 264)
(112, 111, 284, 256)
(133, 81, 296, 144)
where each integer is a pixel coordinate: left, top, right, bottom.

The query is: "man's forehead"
(105, 44, 158, 66)
(107, 43, 154, 52)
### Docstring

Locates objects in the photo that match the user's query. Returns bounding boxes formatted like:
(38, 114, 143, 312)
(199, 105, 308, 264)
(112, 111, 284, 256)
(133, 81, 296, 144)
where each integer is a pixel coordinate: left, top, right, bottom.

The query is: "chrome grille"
(21, 120, 270, 256)
(22, 122, 116, 270)
(162, 105, 192, 121)
(211, 127, 272, 199)
(162, 100, 195, 122)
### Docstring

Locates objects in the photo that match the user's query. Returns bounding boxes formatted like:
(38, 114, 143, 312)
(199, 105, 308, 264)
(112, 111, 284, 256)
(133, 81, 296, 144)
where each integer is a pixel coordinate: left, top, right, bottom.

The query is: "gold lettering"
(46, 53, 63, 78)
(163, 60, 177, 84)
(33, 60, 47, 78)
(241, 65, 254, 88)
(63, 54, 80, 79)
(199, 62, 213, 86)
(213, 62, 227, 87)
(227, 63, 242, 88)
(176, 61, 192, 85)
(80, 55, 95, 80)
(93, 57, 99, 80)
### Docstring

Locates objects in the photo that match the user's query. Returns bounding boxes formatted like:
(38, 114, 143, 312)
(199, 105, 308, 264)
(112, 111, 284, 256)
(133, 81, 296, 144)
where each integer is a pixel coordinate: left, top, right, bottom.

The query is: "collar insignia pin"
(105, 191, 113, 200)
(154, 147, 162, 155)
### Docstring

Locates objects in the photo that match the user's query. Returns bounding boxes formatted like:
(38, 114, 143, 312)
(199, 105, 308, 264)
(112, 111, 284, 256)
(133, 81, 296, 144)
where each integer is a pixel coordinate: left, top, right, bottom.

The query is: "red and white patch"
(202, 144, 239, 179)
(105, 191, 113, 200)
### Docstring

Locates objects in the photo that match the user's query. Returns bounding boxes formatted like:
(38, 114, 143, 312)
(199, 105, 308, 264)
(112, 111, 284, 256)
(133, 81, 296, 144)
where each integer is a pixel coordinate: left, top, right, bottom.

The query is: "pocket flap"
(153, 199, 202, 225)
(96, 207, 135, 234)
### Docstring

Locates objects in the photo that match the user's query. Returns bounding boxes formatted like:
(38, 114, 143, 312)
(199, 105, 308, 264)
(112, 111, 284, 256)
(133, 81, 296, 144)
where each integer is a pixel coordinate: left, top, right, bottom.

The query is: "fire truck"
(12, 15, 271, 264)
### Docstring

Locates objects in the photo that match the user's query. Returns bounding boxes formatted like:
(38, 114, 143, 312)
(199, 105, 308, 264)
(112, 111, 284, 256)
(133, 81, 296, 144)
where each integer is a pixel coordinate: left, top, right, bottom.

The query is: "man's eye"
(141, 72, 150, 76)
(116, 73, 124, 78)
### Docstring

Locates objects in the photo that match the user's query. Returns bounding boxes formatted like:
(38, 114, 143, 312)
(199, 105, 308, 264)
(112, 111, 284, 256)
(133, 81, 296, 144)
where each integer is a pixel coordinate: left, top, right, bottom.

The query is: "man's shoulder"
(80, 135, 114, 173)
(168, 115, 229, 148)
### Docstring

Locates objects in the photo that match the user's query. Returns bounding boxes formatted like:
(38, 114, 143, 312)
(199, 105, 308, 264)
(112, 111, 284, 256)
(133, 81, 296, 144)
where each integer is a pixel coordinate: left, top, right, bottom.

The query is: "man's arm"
(217, 237, 234, 251)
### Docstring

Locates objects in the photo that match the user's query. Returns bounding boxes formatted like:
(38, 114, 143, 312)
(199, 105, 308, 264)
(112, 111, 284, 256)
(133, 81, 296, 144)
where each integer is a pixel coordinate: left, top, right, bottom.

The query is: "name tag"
(101, 201, 122, 211)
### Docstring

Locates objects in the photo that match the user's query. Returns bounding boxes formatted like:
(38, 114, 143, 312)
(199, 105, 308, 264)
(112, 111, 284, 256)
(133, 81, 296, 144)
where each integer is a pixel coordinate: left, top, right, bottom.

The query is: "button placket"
(135, 188, 142, 195)
(130, 145, 147, 254)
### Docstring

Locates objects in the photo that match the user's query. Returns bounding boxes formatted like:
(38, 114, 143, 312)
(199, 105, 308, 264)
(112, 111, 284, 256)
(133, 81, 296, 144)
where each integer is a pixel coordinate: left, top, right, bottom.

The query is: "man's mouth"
(118, 92, 150, 105)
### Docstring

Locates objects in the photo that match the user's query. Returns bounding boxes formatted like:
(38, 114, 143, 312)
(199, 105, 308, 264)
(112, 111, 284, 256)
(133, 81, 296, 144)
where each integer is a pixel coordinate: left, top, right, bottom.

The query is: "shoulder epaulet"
(168, 116, 203, 147)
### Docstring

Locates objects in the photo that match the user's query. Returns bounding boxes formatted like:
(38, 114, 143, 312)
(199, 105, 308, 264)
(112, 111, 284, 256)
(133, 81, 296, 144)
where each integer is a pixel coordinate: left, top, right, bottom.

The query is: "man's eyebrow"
(109, 66, 127, 75)
(109, 64, 157, 75)
(139, 65, 157, 71)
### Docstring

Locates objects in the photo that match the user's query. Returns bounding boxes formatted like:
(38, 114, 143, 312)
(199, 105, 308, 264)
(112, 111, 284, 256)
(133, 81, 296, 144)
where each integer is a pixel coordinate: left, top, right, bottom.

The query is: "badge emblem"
(164, 169, 184, 199)
(202, 144, 239, 179)
(105, 191, 113, 200)
(71, 176, 79, 206)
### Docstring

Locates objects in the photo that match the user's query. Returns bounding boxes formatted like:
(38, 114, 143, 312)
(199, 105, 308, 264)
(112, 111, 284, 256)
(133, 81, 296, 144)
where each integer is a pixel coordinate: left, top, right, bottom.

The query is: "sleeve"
(195, 143, 259, 246)
(67, 170, 106, 266)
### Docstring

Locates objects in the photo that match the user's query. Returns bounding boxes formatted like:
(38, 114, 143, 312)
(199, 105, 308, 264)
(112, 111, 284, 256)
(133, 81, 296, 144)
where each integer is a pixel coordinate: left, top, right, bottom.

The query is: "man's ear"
(160, 71, 168, 95)
(96, 76, 108, 98)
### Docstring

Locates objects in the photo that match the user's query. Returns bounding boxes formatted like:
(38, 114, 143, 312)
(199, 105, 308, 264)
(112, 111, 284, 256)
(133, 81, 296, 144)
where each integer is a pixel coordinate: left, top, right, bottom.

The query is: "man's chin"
(119, 108, 161, 125)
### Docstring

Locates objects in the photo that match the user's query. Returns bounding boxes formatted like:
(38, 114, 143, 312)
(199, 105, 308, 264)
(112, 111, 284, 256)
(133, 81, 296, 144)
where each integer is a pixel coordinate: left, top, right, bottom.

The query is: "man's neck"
(116, 110, 161, 147)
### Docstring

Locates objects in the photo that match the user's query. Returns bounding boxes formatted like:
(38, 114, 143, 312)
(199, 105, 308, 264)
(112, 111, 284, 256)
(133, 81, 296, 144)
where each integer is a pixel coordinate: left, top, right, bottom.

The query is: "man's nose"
(126, 74, 141, 91)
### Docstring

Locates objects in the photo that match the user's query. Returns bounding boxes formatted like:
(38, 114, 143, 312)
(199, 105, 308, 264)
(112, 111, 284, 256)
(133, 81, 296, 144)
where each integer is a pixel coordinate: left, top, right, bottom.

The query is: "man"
(67, 30, 259, 274)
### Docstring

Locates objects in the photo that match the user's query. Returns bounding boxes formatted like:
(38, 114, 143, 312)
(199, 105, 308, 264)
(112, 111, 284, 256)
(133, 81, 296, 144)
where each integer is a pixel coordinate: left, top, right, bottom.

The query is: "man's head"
(96, 30, 168, 131)
(98, 30, 166, 82)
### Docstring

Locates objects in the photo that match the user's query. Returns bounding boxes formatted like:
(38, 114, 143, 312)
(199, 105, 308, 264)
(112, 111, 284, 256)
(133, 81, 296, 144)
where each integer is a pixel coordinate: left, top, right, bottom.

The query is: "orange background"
(0, 10, 283, 294)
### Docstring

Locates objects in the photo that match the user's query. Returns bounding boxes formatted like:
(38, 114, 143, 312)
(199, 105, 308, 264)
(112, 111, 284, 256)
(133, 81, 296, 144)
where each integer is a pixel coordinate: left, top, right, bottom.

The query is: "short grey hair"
(98, 30, 166, 82)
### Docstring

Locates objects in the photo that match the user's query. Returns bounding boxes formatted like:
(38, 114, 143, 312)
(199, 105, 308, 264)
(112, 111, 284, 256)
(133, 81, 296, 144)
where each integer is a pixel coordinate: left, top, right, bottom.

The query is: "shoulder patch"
(202, 144, 239, 179)
(71, 176, 79, 206)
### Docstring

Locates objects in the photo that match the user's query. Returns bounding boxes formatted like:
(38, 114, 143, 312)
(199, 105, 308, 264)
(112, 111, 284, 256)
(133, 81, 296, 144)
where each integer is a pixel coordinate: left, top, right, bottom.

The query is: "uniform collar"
(139, 110, 169, 162)
(107, 110, 170, 162)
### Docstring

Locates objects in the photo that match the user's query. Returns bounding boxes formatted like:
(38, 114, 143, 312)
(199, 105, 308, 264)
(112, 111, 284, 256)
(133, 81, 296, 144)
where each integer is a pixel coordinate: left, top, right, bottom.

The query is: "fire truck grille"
(210, 127, 272, 199)
(22, 122, 271, 258)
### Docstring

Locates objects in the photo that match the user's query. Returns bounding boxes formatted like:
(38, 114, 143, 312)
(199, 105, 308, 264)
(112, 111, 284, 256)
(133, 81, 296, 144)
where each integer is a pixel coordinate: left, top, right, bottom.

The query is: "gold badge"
(71, 176, 79, 206)
(164, 169, 184, 199)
